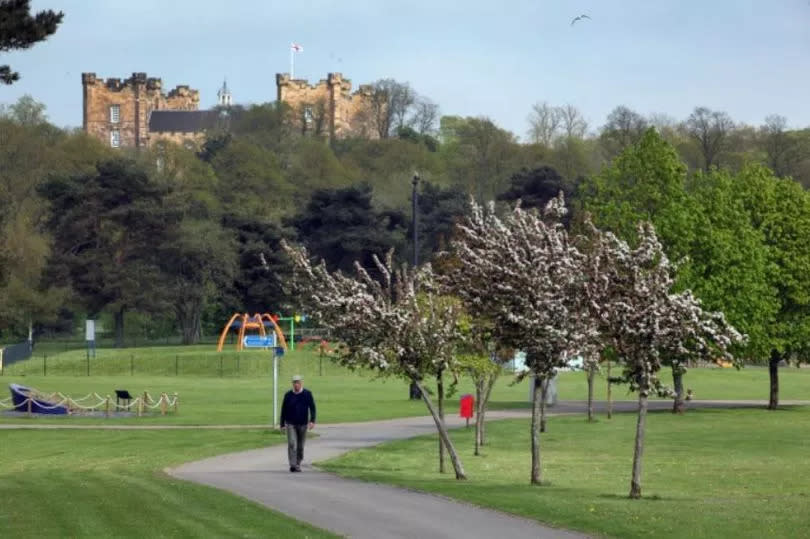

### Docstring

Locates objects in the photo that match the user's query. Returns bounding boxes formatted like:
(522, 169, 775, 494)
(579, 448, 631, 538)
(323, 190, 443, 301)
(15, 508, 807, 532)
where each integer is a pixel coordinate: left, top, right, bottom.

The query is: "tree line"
(2, 92, 810, 402)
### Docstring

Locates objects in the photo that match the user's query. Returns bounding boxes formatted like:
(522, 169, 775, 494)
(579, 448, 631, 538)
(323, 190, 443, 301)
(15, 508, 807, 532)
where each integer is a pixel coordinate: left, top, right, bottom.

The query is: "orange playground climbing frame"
(216, 313, 289, 352)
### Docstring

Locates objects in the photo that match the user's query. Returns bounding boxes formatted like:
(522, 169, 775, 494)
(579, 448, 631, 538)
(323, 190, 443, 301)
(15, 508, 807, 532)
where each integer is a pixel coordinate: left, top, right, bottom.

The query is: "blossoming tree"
(449, 195, 595, 484)
(582, 220, 744, 498)
(282, 242, 468, 479)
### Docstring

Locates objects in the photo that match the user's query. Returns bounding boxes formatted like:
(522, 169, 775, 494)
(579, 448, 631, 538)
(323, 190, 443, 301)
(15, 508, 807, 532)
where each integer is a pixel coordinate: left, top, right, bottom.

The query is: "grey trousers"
(286, 424, 307, 468)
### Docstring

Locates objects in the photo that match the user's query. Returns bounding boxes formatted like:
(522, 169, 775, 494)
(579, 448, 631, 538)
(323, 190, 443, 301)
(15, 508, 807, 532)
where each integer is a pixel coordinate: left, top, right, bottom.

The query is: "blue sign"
(243, 335, 276, 348)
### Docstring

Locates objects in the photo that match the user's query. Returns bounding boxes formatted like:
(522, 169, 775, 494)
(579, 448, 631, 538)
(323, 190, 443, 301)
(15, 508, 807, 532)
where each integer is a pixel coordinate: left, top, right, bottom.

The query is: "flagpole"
(290, 45, 294, 79)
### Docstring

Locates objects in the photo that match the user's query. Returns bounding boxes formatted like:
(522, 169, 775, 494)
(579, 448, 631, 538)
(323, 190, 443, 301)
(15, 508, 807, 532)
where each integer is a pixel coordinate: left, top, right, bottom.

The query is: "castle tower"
(81, 72, 200, 149)
(217, 79, 232, 107)
(275, 72, 376, 140)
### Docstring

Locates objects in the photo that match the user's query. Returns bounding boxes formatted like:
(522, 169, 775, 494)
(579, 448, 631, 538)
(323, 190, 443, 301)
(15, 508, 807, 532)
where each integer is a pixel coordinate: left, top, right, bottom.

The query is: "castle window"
(110, 129, 120, 148)
(304, 105, 314, 124)
(109, 104, 120, 124)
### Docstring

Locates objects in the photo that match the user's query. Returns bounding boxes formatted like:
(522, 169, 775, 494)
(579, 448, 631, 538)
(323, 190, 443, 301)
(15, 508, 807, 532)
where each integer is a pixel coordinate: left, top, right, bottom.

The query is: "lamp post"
(411, 173, 419, 267)
(409, 173, 421, 400)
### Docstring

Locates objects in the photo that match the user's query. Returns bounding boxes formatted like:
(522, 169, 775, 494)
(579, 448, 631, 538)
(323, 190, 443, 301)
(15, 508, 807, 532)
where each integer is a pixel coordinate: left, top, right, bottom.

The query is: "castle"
(82, 71, 378, 149)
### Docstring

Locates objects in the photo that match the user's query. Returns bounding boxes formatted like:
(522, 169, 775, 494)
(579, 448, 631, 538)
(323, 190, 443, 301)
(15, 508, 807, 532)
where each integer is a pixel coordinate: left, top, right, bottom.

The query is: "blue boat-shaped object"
(9, 383, 68, 415)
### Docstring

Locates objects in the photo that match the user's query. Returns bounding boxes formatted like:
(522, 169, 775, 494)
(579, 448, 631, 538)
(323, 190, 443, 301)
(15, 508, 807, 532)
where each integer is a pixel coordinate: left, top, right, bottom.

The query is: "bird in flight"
(571, 14, 591, 25)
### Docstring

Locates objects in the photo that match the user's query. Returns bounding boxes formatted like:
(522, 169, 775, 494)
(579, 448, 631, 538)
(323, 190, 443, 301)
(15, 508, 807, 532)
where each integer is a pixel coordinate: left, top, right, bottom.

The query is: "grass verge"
(0, 429, 336, 538)
(320, 407, 810, 539)
(2, 346, 807, 425)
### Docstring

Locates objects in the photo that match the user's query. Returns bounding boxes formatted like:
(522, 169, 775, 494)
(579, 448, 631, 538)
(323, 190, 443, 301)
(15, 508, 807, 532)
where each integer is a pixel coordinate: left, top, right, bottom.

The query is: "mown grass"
(0, 429, 336, 538)
(3, 345, 808, 426)
(320, 407, 810, 539)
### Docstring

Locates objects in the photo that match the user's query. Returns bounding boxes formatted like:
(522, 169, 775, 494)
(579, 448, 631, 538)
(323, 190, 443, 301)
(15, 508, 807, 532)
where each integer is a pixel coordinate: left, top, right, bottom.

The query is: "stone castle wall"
(276, 72, 377, 139)
(82, 72, 200, 149)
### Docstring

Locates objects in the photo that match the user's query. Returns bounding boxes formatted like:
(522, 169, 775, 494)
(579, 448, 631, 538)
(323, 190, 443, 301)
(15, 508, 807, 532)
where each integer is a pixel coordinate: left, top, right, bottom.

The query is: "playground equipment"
(216, 313, 289, 352)
(275, 314, 308, 351)
(8, 383, 68, 414)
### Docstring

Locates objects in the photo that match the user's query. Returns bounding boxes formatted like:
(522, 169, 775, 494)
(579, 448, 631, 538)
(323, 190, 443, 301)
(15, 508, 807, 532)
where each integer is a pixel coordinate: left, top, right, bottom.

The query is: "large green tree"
(222, 213, 292, 314)
(0, 101, 105, 340)
(412, 181, 469, 265)
(578, 128, 699, 264)
(578, 129, 776, 409)
(159, 218, 236, 344)
(288, 184, 407, 274)
(731, 165, 810, 408)
(146, 142, 237, 344)
(39, 159, 172, 347)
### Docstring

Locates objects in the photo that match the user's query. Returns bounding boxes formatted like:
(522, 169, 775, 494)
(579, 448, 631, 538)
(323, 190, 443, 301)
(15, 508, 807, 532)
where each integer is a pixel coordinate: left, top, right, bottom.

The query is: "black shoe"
(290, 466, 297, 472)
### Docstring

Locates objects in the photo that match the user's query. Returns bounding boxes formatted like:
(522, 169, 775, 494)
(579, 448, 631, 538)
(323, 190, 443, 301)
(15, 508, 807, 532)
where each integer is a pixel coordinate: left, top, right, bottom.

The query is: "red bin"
(459, 394, 474, 419)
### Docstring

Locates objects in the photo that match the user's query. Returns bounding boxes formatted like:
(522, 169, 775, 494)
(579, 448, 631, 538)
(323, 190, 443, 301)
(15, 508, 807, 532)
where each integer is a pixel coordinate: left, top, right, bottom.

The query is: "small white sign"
(85, 320, 95, 341)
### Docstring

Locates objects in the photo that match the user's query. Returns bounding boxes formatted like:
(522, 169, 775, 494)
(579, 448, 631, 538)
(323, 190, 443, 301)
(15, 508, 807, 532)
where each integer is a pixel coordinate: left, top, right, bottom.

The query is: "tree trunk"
(480, 374, 497, 445)
(629, 390, 648, 499)
(179, 307, 201, 345)
(474, 380, 482, 456)
(768, 350, 780, 410)
(114, 307, 125, 348)
(672, 365, 685, 414)
(437, 371, 446, 473)
(606, 359, 613, 419)
(473, 372, 498, 454)
(177, 299, 203, 345)
(415, 379, 466, 480)
(587, 365, 595, 422)
(530, 375, 544, 485)
(539, 377, 548, 433)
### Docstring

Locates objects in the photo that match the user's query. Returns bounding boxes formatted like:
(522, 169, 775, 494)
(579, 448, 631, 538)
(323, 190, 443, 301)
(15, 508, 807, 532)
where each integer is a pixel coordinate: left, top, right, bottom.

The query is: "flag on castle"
(290, 43, 303, 78)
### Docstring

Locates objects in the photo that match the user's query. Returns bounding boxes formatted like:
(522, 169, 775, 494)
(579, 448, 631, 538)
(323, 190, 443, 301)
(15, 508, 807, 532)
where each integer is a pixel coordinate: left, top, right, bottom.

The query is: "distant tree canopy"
(3, 92, 810, 355)
(287, 184, 408, 274)
(0, 0, 63, 84)
(497, 165, 573, 214)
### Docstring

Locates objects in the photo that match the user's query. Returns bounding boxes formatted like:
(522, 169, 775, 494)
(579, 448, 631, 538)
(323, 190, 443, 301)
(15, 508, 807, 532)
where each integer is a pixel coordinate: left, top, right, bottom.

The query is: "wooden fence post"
(105, 395, 110, 418)
(27, 397, 32, 417)
(137, 396, 143, 417)
(160, 393, 167, 416)
(173, 393, 179, 414)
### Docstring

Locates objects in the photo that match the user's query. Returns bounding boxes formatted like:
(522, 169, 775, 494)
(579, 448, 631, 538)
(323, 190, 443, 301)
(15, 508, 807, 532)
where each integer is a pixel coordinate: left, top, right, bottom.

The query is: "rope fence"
(0, 391, 179, 417)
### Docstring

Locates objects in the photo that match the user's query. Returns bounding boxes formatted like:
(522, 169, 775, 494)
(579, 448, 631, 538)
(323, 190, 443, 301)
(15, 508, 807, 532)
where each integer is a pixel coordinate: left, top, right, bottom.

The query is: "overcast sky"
(3, 0, 809, 138)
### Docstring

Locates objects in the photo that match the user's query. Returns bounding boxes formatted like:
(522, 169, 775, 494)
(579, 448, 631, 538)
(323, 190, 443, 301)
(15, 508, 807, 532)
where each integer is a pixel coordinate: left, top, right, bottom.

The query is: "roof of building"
(148, 110, 225, 133)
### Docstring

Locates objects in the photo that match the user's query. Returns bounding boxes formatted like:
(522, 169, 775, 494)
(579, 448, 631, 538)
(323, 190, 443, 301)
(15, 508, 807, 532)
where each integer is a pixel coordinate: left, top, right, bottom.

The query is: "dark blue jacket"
(280, 388, 316, 427)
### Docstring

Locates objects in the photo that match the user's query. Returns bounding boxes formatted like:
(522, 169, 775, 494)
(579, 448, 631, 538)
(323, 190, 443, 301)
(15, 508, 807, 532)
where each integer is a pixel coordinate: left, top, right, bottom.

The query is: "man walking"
(280, 374, 316, 472)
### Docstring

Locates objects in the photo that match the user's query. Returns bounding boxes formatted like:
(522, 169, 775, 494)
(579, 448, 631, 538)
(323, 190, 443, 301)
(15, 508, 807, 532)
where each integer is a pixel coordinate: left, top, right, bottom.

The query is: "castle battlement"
(81, 72, 196, 100)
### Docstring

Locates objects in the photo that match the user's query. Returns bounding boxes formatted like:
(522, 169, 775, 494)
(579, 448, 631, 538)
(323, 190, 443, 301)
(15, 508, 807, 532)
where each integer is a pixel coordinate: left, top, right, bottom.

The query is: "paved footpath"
(165, 399, 805, 539)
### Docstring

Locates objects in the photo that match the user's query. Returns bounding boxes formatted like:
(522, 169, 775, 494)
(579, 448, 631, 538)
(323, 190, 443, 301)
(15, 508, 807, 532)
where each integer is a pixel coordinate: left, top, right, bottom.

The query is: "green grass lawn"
(3, 345, 808, 425)
(561, 363, 810, 402)
(0, 429, 336, 538)
(320, 407, 810, 539)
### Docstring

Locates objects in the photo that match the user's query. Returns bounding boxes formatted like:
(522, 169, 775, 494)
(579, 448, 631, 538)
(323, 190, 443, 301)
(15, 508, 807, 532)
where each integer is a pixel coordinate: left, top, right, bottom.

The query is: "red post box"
(459, 394, 474, 427)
